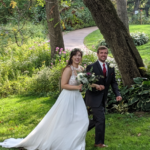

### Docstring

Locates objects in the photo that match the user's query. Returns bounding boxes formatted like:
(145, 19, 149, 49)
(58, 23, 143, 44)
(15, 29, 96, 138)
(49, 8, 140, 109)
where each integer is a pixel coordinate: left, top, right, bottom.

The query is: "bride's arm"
(61, 67, 82, 90)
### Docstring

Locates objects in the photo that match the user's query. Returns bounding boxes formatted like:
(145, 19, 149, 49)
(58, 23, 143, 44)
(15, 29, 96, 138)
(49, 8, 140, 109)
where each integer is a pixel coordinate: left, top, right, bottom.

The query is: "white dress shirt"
(98, 60, 108, 76)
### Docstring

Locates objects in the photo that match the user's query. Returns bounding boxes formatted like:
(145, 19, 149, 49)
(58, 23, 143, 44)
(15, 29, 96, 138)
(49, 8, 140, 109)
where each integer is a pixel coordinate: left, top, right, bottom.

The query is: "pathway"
(63, 26, 98, 50)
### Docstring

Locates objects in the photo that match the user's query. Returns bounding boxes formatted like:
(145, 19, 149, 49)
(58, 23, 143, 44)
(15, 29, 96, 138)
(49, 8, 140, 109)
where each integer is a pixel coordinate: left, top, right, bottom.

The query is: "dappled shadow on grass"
(0, 96, 57, 142)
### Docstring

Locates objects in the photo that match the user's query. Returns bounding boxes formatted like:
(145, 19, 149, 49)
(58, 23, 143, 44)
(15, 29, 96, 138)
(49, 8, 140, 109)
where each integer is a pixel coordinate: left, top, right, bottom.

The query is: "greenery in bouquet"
(76, 67, 100, 92)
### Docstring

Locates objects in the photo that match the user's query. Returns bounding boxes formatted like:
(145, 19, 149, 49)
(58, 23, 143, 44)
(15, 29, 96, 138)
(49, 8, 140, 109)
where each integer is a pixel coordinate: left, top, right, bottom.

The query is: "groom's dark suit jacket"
(85, 61, 120, 107)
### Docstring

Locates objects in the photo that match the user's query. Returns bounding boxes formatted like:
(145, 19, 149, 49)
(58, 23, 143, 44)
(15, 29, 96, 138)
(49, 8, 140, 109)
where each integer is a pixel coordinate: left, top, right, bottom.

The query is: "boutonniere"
(109, 63, 115, 68)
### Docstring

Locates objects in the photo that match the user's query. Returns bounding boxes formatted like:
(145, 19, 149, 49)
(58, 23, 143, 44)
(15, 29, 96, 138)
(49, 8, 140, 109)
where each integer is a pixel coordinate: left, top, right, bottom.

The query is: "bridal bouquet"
(76, 67, 101, 92)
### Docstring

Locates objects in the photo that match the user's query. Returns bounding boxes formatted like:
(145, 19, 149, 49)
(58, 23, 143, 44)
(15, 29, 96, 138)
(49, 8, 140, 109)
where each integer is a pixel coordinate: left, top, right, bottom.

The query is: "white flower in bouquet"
(77, 73, 89, 84)
(77, 73, 85, 82)
(82, 78, 89, 84)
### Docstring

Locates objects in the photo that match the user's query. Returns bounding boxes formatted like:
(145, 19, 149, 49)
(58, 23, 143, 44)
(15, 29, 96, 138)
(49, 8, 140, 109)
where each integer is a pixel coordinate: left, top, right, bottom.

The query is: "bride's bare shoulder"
(63, 66, 72, 73)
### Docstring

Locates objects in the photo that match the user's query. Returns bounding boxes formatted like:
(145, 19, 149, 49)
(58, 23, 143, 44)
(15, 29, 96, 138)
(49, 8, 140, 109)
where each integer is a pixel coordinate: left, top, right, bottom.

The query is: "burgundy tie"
(103, 63, 106, 78)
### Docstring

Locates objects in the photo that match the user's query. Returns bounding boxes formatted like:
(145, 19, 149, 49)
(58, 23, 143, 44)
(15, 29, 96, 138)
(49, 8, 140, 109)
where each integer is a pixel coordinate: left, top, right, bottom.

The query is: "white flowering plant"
(130, 32, 149, 46)
(109, 63, 115, 68)
(76, 67, 101, 92)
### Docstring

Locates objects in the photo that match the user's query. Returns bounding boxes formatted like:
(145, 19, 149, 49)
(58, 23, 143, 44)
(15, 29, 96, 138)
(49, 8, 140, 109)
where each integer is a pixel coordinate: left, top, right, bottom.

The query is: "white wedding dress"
(0, 66, 89, 150)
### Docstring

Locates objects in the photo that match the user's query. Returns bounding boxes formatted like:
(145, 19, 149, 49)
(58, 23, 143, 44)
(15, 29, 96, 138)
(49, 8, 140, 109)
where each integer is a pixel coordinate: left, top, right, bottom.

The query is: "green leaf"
(137, 100, 143, 108)
(143, 81, 150, 85)
(133, 77, 143, 84)
(89, 66, 93, 72)
(146, 99, 150, 103)
(138, 90, 150, 95)
(49, 18, 54, 22)
(144, 102, 150, 111)
(54, 22, 60, 28)
(128, 97, 139, 106)
(120, 86, 129, 95)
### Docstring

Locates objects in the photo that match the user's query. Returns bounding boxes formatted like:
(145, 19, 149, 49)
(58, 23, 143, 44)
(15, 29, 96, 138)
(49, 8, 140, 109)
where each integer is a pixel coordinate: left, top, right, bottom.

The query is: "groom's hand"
(116, 96, 122, 101)
(96, 85, 105, 91)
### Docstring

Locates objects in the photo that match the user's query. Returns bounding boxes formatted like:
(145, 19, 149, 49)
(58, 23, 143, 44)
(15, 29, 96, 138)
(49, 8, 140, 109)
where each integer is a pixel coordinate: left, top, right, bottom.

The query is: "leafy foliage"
(29, 63, 65, 97)
(128, 77, 150, 111)
(107, 77, 150, 113)
(60, 0, 95, 31)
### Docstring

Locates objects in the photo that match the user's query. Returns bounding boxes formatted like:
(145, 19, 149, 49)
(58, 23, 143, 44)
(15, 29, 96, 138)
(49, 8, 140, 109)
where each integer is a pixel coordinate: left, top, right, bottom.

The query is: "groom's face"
(97, 49, 108, 62)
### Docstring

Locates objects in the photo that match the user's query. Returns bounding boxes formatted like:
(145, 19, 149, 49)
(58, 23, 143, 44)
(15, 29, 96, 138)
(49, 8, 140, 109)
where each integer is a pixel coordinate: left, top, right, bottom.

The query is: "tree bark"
(133, 0, 140, 13)
(83, 0, 145, 86)
(116, 0, 129, 31)
(45, 0, 64, 58)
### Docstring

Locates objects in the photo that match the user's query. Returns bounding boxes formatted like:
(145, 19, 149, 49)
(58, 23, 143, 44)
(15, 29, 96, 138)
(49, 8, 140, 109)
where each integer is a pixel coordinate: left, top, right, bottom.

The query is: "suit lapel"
(106, 62, 110, 83)
(96, 61, 103, 75)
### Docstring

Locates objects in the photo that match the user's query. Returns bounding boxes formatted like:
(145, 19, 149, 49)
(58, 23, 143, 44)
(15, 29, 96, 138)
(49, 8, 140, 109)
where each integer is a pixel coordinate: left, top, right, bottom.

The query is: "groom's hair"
(97, 46, 108, 54)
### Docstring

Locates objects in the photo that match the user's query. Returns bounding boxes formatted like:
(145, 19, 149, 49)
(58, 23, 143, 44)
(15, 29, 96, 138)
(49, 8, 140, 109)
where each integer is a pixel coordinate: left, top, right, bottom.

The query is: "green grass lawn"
(0, 95, 55, 150)
(1, 96, 150, 149)
(84, 25, 150, 60)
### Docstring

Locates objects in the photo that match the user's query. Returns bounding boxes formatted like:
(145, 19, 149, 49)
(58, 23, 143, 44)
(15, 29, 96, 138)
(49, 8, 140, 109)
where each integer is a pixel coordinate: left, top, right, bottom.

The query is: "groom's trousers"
(88, 103, 105, 144)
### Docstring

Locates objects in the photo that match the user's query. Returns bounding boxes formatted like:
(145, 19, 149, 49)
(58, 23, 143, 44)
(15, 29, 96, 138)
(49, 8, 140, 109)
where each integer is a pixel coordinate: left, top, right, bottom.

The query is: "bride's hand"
(77, 84, 83, 90)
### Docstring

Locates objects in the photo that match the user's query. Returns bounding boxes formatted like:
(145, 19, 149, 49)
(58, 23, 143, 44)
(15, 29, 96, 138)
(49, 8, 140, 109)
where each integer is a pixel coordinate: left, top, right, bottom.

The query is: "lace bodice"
(68, 65, 81, 86)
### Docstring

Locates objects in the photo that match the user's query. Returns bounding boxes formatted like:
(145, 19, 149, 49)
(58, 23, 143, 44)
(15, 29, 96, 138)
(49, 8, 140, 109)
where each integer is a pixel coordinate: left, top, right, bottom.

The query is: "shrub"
(29, 63, 66, 96)
(130, 32, 149, 46)
(107, 77, 150, 113)
(0, 75, 33, 97)
(128, 77, 150, 111)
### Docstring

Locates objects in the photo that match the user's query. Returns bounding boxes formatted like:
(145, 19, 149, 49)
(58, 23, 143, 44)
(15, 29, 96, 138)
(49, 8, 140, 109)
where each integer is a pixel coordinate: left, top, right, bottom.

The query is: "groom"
(85, 46, 122, 148)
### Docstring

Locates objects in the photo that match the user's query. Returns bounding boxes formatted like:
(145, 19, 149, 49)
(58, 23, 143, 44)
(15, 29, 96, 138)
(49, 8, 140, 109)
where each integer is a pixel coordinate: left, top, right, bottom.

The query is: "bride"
(0, 48, 89, 150)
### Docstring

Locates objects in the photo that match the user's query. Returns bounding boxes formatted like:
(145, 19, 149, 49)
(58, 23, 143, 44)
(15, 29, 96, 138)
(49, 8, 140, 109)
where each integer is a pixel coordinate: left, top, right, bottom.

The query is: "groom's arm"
(110, 68, 121, 97)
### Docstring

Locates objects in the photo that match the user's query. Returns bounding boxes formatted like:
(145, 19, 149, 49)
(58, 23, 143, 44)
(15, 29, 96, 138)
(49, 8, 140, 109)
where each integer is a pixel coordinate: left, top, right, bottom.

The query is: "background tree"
(0, 0, 34, 47)
(127, 0, 150, 17)
(133, 0, 140, 13)
(83, 0, 145, 87)
(45, 0, 64, 58)
(144, 0, 150, 16)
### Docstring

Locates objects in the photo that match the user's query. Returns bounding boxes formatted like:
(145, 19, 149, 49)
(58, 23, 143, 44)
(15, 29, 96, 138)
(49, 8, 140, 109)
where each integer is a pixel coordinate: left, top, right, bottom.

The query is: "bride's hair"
(62, 48, 83, 73)
(67, 48, 83, 66)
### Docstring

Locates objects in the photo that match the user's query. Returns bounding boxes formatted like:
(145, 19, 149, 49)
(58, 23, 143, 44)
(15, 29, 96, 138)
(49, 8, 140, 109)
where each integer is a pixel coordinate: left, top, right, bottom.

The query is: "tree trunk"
(46, 0, 64, 58)
(116, 0, 129, 31)
(132, 0, 140, 21)
(145, 0, 150, 17)
(83, 0, 145, 86)
(133, 0, 140, 13)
